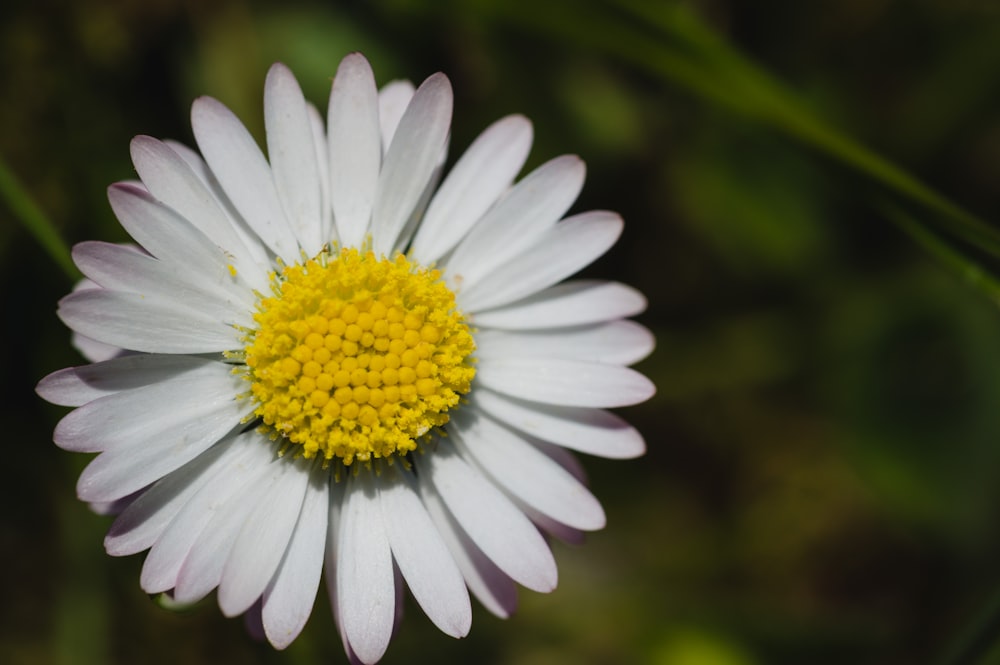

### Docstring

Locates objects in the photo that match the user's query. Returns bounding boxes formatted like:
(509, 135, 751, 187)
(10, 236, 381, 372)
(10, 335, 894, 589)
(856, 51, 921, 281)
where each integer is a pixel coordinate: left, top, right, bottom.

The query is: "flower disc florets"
(242, 247, 475, 465)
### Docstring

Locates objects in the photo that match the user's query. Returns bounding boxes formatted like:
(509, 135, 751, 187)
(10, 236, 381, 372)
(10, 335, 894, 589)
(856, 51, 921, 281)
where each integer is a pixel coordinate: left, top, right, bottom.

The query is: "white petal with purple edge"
(378, 466, 471, 638)
(476, 357, 655, 408)
(328, 53, 381, 249)
(451, 410, 605, 531)
(411, 115, 533, 264)
(415, 439, 557, 593)
(471, 280, 647, 329)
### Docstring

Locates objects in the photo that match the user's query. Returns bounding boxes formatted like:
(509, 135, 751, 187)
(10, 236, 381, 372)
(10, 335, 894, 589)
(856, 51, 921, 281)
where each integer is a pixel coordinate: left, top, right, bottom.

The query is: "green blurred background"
(6, 0, 1000, 663)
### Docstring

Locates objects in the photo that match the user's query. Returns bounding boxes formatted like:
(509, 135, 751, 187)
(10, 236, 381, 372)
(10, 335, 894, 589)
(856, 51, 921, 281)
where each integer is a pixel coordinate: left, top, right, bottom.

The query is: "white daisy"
(36, 53, 655, 663)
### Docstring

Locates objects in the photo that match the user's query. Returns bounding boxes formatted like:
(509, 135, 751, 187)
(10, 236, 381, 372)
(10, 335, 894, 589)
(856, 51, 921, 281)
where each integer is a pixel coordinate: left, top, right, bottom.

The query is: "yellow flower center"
(242, 248, 475, 466)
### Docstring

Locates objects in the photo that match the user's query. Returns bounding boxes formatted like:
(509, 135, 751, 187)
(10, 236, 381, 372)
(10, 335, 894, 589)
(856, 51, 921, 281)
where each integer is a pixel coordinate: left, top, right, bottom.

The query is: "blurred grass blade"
(609, 0, 1000, 257)
(883, 203, 1000, 305)
(0, 156, 78, 281)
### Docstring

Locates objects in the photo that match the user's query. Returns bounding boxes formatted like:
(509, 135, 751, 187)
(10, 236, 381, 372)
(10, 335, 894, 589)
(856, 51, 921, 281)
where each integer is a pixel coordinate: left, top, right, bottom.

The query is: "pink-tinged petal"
(328, 53, 381, 248)
(417, 476, 518, 618)
(468, 389, 645, 459)
(451, 411, 605, 531)
(475, 357, 655, 408)
(337, 471, 395, 664)
(54, 358, 243, 454)
(218, 457, 311, 617)
(264, 63, 324, 257)
(139, 434, 271, 593)
(129, 136, 269, 292)
(411, 115, 533, 264)
(37, 353, 215, 407)
(377, 80, 415, 151)
(370, 73, 453, 255)
(191, 96, 299, 263)
(474, 320, 656, 367)
(415, 439, 557, 593)
(445, 155, 584, 292)
(377, 466, 471, 638)
(106, 184, 250, 300)
(57, 288, 240, 354)
(458, 211, 623, 312)
(472, 280, 647, 330)
(262, 469, 329, 649)
(173, 451, 284, 604)
(104, 432, 238, 556)
(72, 241, 254, 324)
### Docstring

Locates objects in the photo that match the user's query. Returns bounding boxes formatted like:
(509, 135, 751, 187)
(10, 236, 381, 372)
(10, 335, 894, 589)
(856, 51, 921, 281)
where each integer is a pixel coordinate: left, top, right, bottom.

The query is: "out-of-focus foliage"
(6, 1, 1000, 664)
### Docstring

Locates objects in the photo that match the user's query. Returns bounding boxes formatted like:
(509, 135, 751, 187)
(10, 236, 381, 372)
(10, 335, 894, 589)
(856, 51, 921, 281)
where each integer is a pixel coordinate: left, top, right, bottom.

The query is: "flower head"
(37, 53, 655, 663)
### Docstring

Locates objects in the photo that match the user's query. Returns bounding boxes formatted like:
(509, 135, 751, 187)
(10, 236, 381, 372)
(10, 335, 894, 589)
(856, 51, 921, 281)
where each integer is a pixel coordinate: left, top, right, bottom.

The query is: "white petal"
(129, 136, 269, 292)
(471, 280, 647, 330)
(451, 410, 605, 530)
(262, 469, 329, 649)
(191, 96, 299, 263)
(417, 477, 518, 618)
(377, 80, 415, 151)
(522, 507, 586, 545)
(57, 288, 240, 354)
(70, 377, 250, 501)
(328, 53, 381, 248)
(107, 183, 251, 300)
(306, 103, 334, 243)
(218, 457, 311, 617)
(410, 115, 533, 264)
(264, 63, 324, 257)
(163, 139, 272, 268)
(337, 471, 395, 664)
(444, 155, 584, 293)
(476, 357, 654, 408)
(173, 449, 284, 604)
(104, 433, 237, 556)
(474, 320, 655, 366)
(377, 466, 471, 638)
(72, 241, 254, 324)
(370, 73, 453, 255)
(458, 211, 623, 312)
(139, 434, 271, 593)
(54, 357, 242, 454)
(415, 439, 557, 593)
(37, 353, 209, 407)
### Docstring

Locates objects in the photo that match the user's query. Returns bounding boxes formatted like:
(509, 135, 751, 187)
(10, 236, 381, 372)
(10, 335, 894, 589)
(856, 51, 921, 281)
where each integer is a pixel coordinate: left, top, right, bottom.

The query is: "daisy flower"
(37, 53, 655, 663)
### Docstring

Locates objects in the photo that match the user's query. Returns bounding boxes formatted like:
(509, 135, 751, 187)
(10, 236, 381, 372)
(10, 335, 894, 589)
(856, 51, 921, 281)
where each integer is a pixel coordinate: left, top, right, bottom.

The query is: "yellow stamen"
(243, 248, 475, 466)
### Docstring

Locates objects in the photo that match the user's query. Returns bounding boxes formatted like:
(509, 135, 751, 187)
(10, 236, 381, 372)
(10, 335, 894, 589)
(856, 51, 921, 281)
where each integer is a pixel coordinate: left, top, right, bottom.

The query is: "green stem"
(0, 156, 78, 281)
(882, 204, 1000, 305)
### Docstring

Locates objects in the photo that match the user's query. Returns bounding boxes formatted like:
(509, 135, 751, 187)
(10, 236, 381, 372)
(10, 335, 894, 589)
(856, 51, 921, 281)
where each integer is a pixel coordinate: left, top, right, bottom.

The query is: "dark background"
(5, 0, 1000, 663)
